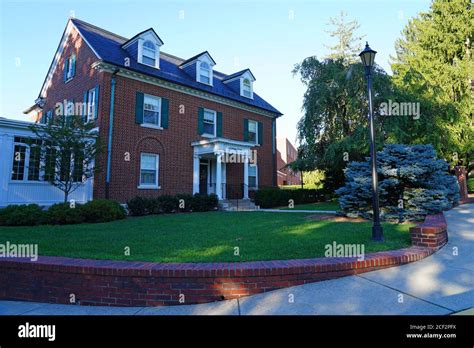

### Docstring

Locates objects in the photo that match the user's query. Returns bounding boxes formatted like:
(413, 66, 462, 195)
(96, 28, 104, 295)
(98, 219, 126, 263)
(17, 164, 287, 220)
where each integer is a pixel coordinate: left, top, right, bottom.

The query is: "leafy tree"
(293, 58, 393, 190)
(336, 144, 460, 221)
(29, 116, 101, 203)
(391, 0, 474, 171)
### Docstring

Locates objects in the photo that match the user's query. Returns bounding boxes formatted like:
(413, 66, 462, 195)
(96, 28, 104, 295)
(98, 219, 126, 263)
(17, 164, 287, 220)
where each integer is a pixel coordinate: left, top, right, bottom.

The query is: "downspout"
(105, 69, 119, 199)
(272, 118, 277, 187)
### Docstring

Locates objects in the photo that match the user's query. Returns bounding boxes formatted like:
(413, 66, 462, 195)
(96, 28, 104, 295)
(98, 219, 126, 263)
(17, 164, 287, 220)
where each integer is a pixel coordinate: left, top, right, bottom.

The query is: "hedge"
(0, 199, 125, 226)
(127, 193, 218, 216)
(254, 187, 329, 208)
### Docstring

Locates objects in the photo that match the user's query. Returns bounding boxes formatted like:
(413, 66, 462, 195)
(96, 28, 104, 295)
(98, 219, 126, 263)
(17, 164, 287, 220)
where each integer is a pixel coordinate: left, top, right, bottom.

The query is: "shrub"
(82, 199, 126, 223)
(157, 195, 179, 213)
(0, 204, 46, 226)
(336, 144, 460, 221)
(127, 193, 218, 216)
(47, 203, 85, 225)
(126, 196, 150, 216)
(176, 194, 194, 212)
(254, 187, 325, 208)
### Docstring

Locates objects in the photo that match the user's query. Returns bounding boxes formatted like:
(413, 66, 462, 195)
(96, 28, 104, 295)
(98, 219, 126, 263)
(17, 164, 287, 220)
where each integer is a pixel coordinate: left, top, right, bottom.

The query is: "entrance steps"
(219, 199, 258, 211)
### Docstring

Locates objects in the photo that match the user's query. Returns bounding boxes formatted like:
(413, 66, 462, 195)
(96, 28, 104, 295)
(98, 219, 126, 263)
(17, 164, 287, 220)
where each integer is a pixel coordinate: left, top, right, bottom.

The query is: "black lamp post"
(359, 42, 384, 241)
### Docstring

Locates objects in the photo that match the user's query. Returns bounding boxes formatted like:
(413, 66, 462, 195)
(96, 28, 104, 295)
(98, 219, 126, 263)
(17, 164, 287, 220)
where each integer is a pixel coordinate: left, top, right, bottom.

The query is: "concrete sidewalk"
(1, 204, 472, 315)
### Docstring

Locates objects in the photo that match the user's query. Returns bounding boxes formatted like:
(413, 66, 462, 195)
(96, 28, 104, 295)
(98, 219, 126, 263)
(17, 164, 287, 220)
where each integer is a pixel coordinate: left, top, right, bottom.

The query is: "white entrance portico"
(191, 138, 254, 200)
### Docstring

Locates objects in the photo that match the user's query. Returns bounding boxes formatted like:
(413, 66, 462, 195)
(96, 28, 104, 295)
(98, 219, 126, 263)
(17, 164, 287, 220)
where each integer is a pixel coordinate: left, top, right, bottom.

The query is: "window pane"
(140, 171, 156, 185)
(203, 122, 214, 135)
(72, 149, 84, 182)
(87, 89, 96, 120)
(142, 55, 156, 66)
(141, 154, 156, 170)
(200, 75, 210, 84)
(11, 145, 26, 180)
(27, 146, 41, 181)
(248, 121, 257, 132)
(204, 110, 214, 121)
(140, 154, 158, 186)
(143, 96, 160, 125)
(44, 147, 57, 181)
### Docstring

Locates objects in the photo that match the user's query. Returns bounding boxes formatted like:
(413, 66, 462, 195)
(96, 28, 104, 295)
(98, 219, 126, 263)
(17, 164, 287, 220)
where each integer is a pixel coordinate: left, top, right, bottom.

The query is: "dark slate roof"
(71, 19, 282, 116)
(222, 69, 256, 82)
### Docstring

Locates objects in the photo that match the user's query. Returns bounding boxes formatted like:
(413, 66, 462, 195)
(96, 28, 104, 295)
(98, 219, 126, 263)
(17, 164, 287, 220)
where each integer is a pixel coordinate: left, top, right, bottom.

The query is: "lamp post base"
(372, 225, 384, 241)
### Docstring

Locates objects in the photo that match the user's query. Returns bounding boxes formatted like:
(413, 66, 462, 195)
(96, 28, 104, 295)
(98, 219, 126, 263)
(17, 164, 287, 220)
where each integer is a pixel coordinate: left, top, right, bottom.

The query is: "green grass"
(0, 212, 412, 263)
(468, 177, 474, 193)
(280, 201, 340, 211)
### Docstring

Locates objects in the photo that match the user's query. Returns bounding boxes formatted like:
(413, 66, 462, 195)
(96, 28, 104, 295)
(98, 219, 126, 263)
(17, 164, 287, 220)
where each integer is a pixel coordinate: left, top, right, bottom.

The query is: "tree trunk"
(300, 171, 304, 189)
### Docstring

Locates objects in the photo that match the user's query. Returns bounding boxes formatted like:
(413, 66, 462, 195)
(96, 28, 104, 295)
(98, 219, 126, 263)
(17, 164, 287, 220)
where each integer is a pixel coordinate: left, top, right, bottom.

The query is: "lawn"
(0, 212, 412, 263)
(468, 177, 474, 193)
(279, 201, 340, 211)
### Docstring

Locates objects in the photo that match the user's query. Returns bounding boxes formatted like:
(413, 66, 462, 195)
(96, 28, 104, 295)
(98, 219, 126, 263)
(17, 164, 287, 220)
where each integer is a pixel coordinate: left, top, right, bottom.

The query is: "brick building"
(0, 18, 282, 206)
(276, 137, 301, 186)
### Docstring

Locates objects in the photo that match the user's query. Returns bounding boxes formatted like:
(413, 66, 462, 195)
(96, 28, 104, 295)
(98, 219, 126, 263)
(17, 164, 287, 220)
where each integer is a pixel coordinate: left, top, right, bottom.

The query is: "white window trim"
(202, 108, 217, 138)
(138, 38, 160, 69)
(86, 88, 96, 123)
(197, 60, 213, 86)
(138, 153, 160, 189)
(248, 163, 258, 190)
(248, 119, 258, 145)
(65, 56, 74, 81)
(142, 94, 162, 128)
(240, 77, 253, 99)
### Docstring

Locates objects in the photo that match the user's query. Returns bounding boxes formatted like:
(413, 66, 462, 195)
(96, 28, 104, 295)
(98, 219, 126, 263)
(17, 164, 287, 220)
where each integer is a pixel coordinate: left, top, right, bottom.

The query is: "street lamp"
(359, 42, 384, 241)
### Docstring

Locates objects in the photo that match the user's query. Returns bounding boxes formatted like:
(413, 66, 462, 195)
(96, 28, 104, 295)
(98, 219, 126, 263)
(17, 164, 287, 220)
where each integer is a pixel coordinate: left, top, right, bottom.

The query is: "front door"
(199, 163, 208, 194)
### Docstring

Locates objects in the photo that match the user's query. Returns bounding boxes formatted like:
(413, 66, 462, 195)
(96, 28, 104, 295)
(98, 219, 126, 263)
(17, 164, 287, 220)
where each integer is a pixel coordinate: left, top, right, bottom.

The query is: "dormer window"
(142, 40, 157, 67)
(199, 62, 211, 84)
(122, 28, 163, 69)
(242, 78, 252, 98)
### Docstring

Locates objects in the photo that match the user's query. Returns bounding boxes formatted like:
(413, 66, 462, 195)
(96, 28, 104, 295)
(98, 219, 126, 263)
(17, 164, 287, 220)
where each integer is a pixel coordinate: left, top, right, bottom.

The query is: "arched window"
(199, 61, 211, 84)
(142, 40, 156, 66)
(242, 78, 252, 98)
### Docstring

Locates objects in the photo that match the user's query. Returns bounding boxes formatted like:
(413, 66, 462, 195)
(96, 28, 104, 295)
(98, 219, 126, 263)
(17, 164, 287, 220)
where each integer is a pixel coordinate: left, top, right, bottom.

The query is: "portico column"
(193, 153, 200, 194)
(243, 153, 249, 199)
(215, 152, 222, 199)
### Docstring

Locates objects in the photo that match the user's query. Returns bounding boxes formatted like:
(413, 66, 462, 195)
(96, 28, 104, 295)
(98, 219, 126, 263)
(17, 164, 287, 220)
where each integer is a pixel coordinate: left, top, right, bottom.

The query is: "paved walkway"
(1, 204, 472, 315)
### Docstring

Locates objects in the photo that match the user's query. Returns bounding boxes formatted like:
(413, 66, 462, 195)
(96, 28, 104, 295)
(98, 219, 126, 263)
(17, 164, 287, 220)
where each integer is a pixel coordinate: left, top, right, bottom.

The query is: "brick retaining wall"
(0, 213, 447, 307)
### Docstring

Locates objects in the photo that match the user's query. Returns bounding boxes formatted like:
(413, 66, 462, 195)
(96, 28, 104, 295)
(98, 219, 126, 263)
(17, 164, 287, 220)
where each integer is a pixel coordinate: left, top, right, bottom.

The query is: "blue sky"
(0, 0, 430, 143)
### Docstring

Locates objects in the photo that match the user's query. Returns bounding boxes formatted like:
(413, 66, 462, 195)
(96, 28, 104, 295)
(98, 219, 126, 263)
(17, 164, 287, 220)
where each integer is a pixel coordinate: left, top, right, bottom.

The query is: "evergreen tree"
(336, 144, 460, 221)
(391, 0, 474, 170)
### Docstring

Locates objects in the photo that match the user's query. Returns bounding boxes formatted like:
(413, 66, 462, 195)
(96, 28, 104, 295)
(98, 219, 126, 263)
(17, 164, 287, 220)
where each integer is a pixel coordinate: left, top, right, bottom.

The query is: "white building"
(0, 118, 93, 207)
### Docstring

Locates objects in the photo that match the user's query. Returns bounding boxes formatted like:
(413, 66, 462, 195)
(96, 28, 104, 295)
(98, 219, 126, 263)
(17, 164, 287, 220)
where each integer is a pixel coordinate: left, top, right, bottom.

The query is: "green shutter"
(94, 85, 100, 120)
(40, 112, 46, 124)
(198, 107, 204, 135)
(216, 112, 223, 137)
(63, 59, 69, 81)
(83, 91, 88, 123)
(71, 54, 76, 77)
(161, 98, 169, 129)
(258, 121, 263, 145)
(135, 92, 144, 124)
(243, 118, 249, 142)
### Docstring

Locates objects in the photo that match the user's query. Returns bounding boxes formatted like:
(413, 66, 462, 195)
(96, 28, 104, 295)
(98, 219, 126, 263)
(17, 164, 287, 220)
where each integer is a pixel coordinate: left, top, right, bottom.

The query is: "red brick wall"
(41, 26, 103, 121)
(0, 246, 435, 306)
(96, 73, 276, 202)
